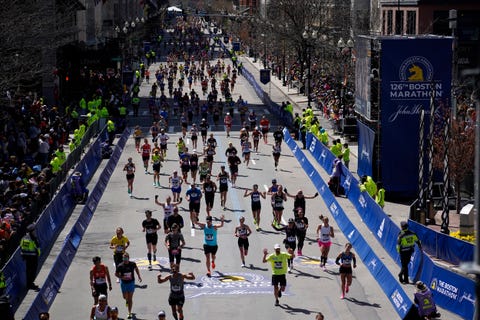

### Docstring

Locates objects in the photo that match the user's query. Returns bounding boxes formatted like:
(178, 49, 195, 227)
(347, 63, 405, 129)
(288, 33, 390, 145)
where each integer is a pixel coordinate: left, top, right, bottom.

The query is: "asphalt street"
(16, 59, 404, 320)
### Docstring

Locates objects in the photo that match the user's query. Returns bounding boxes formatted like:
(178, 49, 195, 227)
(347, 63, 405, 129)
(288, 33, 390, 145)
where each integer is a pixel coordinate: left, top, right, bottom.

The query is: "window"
(407, 10, 417, 35)
(395, 10, 404, 35)
(387, 10, 393, 35)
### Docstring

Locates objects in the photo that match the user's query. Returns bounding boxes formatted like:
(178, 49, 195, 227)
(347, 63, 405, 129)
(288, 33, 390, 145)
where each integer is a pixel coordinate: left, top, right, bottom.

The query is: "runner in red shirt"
(260, 115, 270, 144)
(140, 138, 152, 174)
(90, 256, 113, 304)
(224, 112, 233, 137)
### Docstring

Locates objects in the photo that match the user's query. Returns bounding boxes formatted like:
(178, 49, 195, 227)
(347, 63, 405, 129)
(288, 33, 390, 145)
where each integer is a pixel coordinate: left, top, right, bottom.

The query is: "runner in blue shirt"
(186, 184, 202, 228)
(195, 215, 224, 277)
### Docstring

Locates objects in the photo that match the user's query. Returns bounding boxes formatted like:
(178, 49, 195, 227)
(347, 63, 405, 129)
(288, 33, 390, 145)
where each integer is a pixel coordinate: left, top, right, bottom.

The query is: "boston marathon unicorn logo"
(399, 56, 434, 82)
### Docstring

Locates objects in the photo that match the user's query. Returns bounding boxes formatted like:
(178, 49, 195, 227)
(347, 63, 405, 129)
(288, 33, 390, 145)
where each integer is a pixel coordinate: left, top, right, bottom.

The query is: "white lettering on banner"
(344, 176, 351, 191)
(320, 149, 326, 162)
(377, 218, 385, 239)
(49, 213, 56, 231)
(359, 195, 367, 208)
(42, 281, 56, 305)
(361, 144, 370, 160)
(459, 292, 475, 305)
(309, 170, 315, 177)
(347, 230, 355, 239)
(430, 278, 459, 300)
(309, 139, 316, 153)
(387, 104, 423, 122)
(368, 258, 377, 270)
(391, 289, 408, 313)
(292, 145, 297, 154)
(329, 202, 339, 216)
(319, 185, 326, 194)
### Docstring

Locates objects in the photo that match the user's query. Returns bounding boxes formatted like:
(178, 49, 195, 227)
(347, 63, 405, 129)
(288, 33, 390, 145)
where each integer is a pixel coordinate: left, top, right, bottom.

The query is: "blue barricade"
(22, 128, 131, 319)
(303, 131, 475, 319)
(3, 127, 108, 312)
(284, 129, 413, 318)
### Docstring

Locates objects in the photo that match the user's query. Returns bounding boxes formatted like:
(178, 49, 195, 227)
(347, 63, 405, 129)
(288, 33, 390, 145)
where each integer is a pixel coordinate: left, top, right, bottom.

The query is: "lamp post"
(337, 37, 354, 104)
(303, 29, 317, 108)
(261, 33, 267, 69)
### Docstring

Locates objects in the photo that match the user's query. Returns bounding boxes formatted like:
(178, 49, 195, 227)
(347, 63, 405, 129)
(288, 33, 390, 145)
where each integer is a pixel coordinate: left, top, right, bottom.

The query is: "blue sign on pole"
(357, 120, 375, 178)
(260, 69, 270, 85)
(380, 37, 452, 196)
(232, 42, 240, 51)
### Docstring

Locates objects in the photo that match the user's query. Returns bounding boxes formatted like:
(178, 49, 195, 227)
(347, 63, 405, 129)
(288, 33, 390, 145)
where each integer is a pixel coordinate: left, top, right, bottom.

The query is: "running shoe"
(275, 299, 279, 306)
(241, 263, 245, 268)
(157, 182, 161, 187)
(153, 254, 157, 261)
(256, 226, 260, 231)
(287, 267, 291, 273)
(340, 294, 345, 299)
(153, 183, 156, 186)
(211, 261, 216, 269)
(128, 313, 132, 319)
(206, 272, 211, 277)
(297, 249, 302, 256)
(148, 265, 152, 270)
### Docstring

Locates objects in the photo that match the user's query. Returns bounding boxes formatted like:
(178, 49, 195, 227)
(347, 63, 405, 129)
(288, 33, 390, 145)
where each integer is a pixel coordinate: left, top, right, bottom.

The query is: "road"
(15, 55, 403, 320)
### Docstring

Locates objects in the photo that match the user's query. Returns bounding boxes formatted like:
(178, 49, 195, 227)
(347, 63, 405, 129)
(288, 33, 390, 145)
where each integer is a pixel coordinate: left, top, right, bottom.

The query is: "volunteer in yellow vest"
(0, 270, 6, 295)
(396, 221, 421, 284)
(359, 175, 377, 198)
(342, 143, 350, 169)
(50, 156, 61, 174)
(375, 181, 385, 209)
(21, 224, 41, 290)
(107, 119, 115, 145)
(55, 145, 66, 165)
(320, 128, 329, 146)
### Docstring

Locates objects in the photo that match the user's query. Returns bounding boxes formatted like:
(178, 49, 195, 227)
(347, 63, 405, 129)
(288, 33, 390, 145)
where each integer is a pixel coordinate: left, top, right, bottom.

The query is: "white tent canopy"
(167, 6, 182, 12)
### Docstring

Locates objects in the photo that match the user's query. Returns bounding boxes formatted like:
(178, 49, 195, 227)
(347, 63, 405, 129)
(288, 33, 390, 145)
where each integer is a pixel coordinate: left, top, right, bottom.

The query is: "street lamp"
(303, 29, 317, 107)
(337, 37, 355, 104)
(261, 33, 267, 69)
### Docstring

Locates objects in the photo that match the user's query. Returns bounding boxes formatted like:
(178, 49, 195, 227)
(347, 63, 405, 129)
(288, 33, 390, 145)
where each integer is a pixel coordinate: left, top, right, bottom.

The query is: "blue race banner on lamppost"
(380, 37, 452, 197)
(260, 69, 270, 85)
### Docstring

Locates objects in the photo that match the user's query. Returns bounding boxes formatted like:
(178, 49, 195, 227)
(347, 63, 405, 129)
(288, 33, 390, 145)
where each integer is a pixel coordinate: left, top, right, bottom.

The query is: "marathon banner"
(380, 37, 453, 197)
(23, 128, 131, 320)
(285, 129, 413, 319)
(357, 120, 375, 178)
(3, 127, 108, 313)
(302, 131, 474, 319)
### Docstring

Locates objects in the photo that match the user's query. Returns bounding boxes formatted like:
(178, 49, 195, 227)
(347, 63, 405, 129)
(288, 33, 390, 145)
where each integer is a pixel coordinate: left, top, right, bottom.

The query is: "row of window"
(383, 9, 417, 35)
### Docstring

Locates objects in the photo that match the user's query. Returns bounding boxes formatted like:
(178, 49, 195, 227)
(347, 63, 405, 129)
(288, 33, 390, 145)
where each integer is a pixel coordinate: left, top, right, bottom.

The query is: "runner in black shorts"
(234, 216, 252, 267)
(244, 184, 266, 231)
(217, 166, 230, 209)
(202, 175, 217, 216)
(142, 210, 161, 269)
(123, 158, 136, 198)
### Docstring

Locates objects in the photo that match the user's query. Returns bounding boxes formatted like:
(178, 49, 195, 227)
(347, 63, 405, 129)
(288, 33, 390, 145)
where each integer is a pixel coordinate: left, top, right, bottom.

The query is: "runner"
(123, 157, 136, 198)
(199, 118, 209, 145)
(335, 242, 357, 299)
(89, 294, 111, 320)
(272, 218, 297, 272)
(272, 141, 282, 171)
(139, 138, 152, 174)
(158, 129, 170, 158)
(241, 137, 252, 166)
(224, 141, 238, 157)
(141, 210, 161, 270)
(157, 264, 195, 320)
(273, 126, 284, 146)
(271, 185, 287, 227)
(204, 144, 216, 172)
(189, 152, 199, 184)
(151, 149, 164, 187)
(195, 215, 225, 277)
(167, 207, 185, 232)
(317, 216, 335, 270)
(216, 165, 230, 209)
(189, 123, 199, 150)
(176, 137, 186, 158)
(179, 149, 191, 184)
(115, 252, 142, 319)
(234, 216, 252, 267)
(259, 115, 270, 144)
(185, 183, 202, 228)
(155, 195, 182, 234)
(198, 157, 211, 183)
(244, 184, 266, 231)
(227, 150, 241, 187)
(206, 133, 217, 150)
(251, 126, 262, 153)
(180, 112, 188, 138)
(294, 209, 309, 256)
(202, 174, 217, 217)
(109, 227, 130, 283)
(150, 122, 159, 143)
(263, 243, 292, 306)
(89, 256, 112, 304)
(133, 125, 143, 152)
(169, 170, 184, 202)
(224, 112, 233, 137)
(284, 189, 319, 217)
(164, 224, 186, 270)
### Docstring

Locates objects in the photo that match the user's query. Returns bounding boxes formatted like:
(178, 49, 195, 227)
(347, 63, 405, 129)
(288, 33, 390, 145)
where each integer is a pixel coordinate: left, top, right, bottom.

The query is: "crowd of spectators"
(0, 70, 126, 268)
